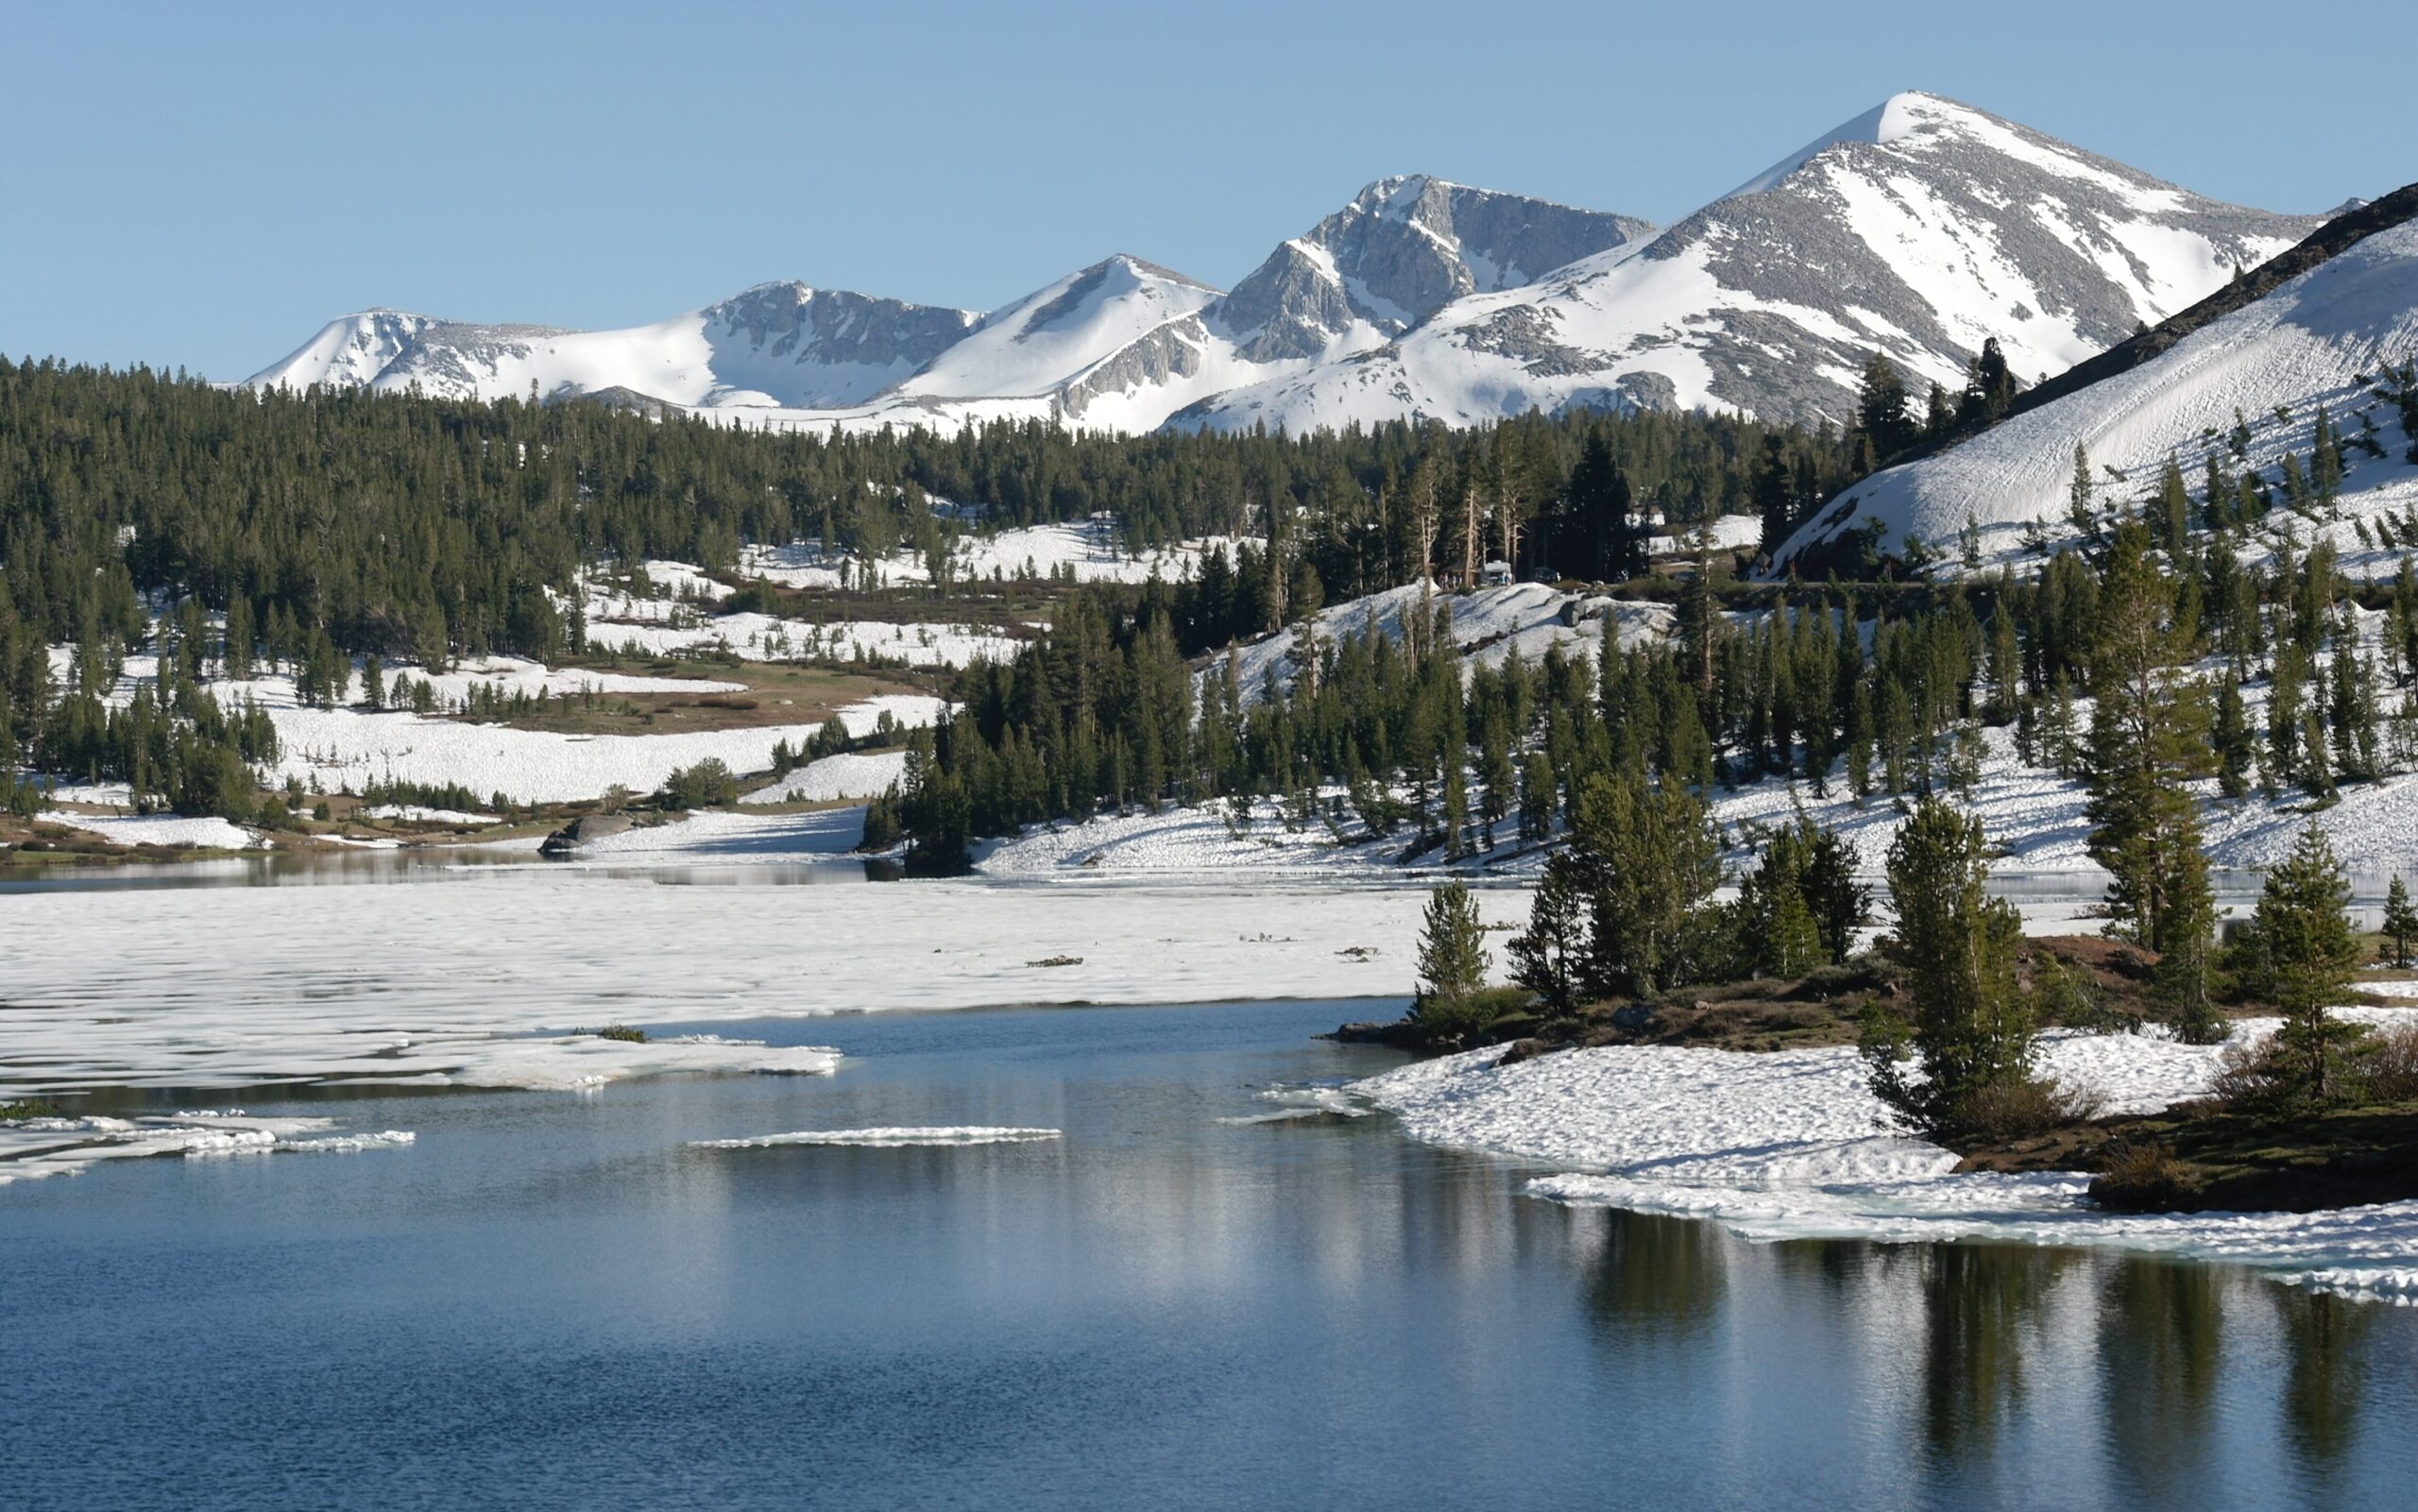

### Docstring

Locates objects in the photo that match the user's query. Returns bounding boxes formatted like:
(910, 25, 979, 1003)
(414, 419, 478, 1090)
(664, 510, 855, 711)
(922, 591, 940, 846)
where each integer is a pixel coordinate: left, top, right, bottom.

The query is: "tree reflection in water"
(2275, 1286, 2375, 1485)
(1916, 1243, 2074, 1459)
(2098, 1256, 2224, 1506)
(1580, 1208, 1729, 1345)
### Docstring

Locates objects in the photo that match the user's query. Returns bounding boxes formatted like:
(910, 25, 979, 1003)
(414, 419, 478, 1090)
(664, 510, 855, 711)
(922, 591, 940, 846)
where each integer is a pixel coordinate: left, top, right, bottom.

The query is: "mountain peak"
(1722, 91, 1940, 200)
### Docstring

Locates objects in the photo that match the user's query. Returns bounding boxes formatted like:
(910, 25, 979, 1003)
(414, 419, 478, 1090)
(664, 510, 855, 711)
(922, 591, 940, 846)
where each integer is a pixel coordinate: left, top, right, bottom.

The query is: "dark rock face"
(1217, 242, 1365, 363)
(1213, 176, 1655, 363)
(539, 811, 635, 856)
(698, 283, 979, 405)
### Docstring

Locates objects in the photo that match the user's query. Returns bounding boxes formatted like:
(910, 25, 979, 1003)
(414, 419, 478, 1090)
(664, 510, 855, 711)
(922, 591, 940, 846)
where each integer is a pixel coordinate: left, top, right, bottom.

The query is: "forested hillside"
(0, 355, 1861, 822)
(0, 355, 1861, 664)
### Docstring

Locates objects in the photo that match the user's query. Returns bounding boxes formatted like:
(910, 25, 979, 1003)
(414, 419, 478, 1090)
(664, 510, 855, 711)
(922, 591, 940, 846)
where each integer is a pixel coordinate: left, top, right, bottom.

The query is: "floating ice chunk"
(275, 1130, 417, 1154)
(1217, 1084, 1372, 1124)
(690, 1127, 1062, 1148)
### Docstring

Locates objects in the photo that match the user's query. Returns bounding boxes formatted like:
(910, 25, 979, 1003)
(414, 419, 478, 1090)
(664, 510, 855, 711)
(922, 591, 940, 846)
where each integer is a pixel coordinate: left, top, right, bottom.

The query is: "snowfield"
(37, 811, 264, 850)
(1354, 1008, 2418, 1297)
(1225, 580, 1674, 705)
(256, 693, 902, 807)
(743, 749, 911, 805)
(174, 654, 941, 806)
(741, 523, 1263, 591)
(585, 608, 1020, 668)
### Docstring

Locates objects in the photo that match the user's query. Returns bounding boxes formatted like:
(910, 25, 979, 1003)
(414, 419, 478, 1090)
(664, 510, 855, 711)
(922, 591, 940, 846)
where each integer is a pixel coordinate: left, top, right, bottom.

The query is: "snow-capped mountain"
(1769, 187, 2418, 579)
(247, 94, 2333, 437)
(860, 254, 1252, 433)
(1179, 93, 2323, 433)
(247, 283, 980, 410)
(247, 177, 1647, 434)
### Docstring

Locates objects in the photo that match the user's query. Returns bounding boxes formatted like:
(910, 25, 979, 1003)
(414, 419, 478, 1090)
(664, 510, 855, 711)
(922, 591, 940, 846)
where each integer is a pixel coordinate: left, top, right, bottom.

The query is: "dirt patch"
(438, 660, 934, 737)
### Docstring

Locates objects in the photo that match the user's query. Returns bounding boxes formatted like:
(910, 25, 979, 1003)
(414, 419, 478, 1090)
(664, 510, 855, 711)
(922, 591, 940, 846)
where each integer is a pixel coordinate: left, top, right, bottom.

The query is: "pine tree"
(1854, 351, 1917, 461)
(2213, 674, 2253, 798)
(1734, 824, 1826, 979)
(1415, 880, 1491, 1005)
(2268, 645, 2307, 793)
(1565, 771, 1721, 997)
(1507, 854, 1588, 1015)
(1861, 799, 2038, 1139)
(2382, 875, 2418, 968)
(2082, 522, 2212, 949)
(223, 596, 254, 682)
(2068, 444, 2098, 538)
(2154, 840, 2227, 1045)
(2256, 824, 2366, 1105)
(1518, 750, 1555, 845)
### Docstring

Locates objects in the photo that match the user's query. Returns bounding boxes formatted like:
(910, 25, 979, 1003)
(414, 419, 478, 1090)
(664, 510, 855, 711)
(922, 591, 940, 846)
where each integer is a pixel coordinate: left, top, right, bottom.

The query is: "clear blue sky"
(2, 0, 2398, 380)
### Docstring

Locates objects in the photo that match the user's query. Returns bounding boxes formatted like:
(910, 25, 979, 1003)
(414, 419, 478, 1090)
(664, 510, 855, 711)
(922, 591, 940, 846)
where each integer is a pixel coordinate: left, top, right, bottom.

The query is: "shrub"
(2090, 1139, 2204, 1211)
(659, 758, 739, 811)
(0, 1097, 61, 1121)
(1953, 1077, 2102, 1143)
(2208, 1035, 2290, 1110)
(1410, 985, 1528, 1046)
(595, 1025, 648, 1044)
(2358, 1022, 2418, 1101)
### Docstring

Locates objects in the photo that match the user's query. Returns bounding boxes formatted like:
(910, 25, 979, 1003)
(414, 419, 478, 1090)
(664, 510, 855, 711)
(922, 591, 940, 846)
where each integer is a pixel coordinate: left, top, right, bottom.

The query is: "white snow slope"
(1774, 215, 2418, 578)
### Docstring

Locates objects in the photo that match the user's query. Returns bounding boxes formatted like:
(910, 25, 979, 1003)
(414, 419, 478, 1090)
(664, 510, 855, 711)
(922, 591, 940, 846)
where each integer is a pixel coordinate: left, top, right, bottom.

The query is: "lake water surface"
(8, 995, 2418, 1510)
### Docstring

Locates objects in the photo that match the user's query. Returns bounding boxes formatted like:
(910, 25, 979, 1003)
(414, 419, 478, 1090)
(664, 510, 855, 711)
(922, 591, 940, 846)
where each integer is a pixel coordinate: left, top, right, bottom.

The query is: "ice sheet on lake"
(0, 874, 1454, 1101)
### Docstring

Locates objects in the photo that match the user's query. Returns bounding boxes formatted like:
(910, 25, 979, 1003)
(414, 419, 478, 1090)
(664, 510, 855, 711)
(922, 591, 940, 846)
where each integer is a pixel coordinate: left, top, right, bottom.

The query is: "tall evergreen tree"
(1861, 800, 2038, 1139)
(2254, 824, 2366, 1105)
(2081, 523, 2212, 950)
(1416, 880, 1491, 1005)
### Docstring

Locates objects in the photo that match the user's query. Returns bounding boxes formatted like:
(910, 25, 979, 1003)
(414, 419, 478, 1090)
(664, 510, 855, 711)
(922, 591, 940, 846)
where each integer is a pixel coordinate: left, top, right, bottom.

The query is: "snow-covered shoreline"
(1348, 1009, 2418, 1299)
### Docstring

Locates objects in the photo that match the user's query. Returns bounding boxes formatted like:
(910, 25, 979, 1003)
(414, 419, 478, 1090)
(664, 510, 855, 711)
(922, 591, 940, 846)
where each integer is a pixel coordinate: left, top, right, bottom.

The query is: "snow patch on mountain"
(1774, 216, 2418, 577)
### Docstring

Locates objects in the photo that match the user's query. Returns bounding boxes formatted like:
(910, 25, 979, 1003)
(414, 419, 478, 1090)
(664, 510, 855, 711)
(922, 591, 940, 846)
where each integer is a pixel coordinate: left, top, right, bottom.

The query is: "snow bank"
(586, 610, 1017, 668)
(1353, 1008, 2418, 1287)
(743, 525, 1260, 590)
(359, 804, 490, 824)
(1228, 582, 1674, 705)
(40, 811, 262, 850)
(977, 793, 1542, 878)
(393, 654, 744, 702)
(1774, 219, 2418, 581)
(743, 749, 910, 804)
(1711, 716, 2418, 879)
